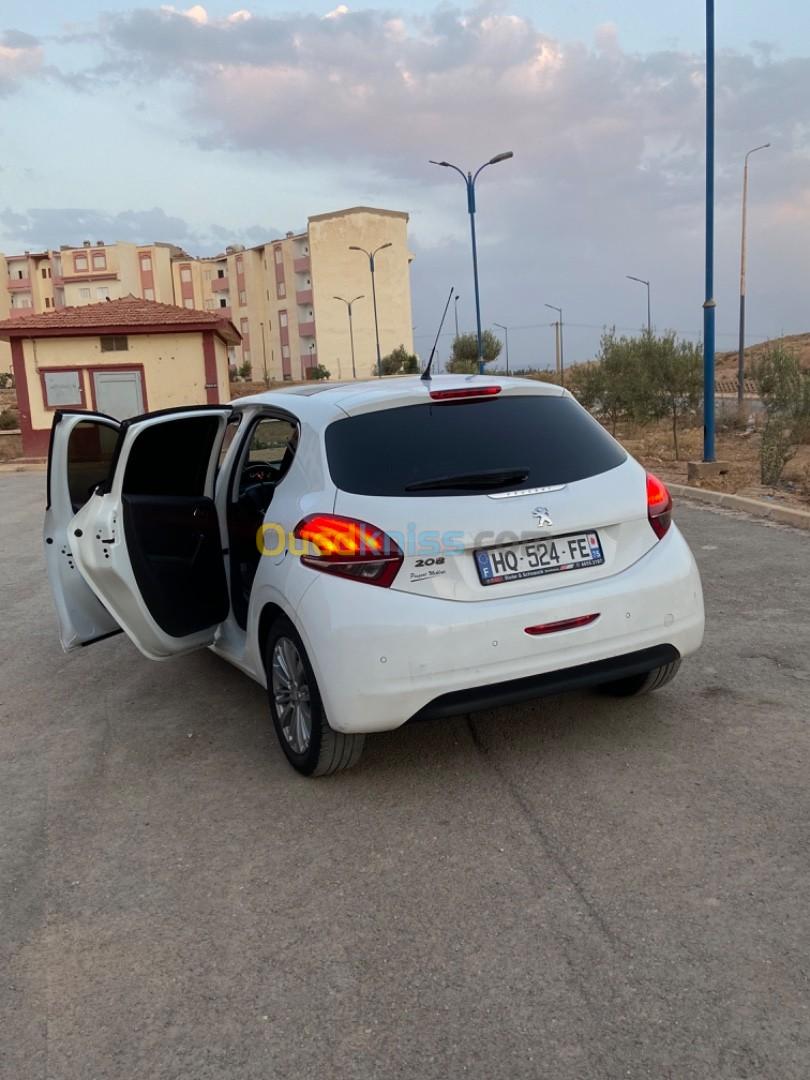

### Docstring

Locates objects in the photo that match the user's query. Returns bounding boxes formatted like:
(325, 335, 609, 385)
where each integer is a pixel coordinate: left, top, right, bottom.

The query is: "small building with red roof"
(0, 295, 240, 457)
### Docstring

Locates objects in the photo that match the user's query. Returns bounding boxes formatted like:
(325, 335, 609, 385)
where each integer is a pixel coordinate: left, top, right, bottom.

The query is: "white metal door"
(93, 370, 144, 419)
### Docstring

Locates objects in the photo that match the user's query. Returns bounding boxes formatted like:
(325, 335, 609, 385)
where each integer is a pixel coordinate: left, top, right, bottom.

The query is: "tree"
(645, 333, 703, 460)
(446, 330, 502, 373)
(592, 329, 653, 433)
(754, 345, 810, 485)
(307, 363, 331, 381)
(237, 360, 252, 380)
(379, 344, 419, 376)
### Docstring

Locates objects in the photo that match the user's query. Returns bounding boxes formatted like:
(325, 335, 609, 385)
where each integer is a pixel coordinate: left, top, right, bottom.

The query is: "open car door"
(52, 406, 233, 661)
(45, 410, 123, 650)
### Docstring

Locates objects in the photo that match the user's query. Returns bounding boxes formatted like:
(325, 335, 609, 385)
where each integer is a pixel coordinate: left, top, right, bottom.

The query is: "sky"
(1, 1, 809, 368)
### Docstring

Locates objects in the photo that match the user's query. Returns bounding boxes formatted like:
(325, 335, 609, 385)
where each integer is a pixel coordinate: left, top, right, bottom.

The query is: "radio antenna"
(421, 285, 454, 382)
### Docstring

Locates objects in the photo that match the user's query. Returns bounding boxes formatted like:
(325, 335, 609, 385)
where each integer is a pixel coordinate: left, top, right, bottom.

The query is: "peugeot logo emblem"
(532, 507, 553, 527)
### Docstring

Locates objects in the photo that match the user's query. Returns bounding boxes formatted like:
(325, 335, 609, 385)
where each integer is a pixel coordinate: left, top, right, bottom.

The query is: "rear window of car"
(325, 394, 627, 496)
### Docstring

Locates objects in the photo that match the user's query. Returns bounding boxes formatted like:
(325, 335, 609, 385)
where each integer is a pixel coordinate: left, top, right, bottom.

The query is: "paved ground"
(2, 471, 809, 1080)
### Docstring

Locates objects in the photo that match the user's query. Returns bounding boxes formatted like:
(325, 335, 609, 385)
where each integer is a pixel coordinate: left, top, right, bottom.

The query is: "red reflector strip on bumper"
(524, 613, 600, 636)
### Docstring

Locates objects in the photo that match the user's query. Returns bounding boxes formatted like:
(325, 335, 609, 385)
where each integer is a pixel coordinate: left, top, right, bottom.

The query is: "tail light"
(646, 472, 672, 539)
(294, 514, 403, 588)
(429, 386, 501, 401)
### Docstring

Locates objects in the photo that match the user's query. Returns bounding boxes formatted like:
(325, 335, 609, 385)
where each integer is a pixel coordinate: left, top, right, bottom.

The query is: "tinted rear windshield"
(325, 395, 626, 496)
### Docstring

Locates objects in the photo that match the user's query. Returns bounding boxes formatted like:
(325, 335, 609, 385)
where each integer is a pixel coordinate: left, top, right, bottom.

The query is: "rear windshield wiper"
(405, 468, 530, 492)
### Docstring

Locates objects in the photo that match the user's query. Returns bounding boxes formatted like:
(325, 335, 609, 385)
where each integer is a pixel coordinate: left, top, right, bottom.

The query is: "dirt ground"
(620, 418, 810, 512)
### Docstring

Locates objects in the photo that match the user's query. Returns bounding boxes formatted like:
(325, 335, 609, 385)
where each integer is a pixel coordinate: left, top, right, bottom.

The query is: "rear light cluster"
(294, 514, 403, 588)
(646, 472, 672, 539)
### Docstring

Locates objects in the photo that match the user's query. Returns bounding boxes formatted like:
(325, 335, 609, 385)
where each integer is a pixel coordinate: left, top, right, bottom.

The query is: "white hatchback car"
(45, 375, 704, 775)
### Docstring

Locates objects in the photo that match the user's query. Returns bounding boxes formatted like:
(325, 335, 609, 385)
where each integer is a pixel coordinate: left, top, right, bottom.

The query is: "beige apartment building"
(1, 207, 414, 382)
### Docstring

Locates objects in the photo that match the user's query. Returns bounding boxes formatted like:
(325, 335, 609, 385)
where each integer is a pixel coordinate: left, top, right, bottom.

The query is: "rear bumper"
(294, 524, 704, 734)
(411, 645, 680, 721)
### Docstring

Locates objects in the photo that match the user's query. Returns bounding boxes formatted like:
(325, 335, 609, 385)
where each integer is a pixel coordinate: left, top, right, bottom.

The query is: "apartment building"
(170, 207, 413, 381)
(1, 206, 414, 381)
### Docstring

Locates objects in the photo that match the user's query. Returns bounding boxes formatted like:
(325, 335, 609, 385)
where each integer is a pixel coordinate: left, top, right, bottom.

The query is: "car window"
(217, 414, 242, 472)
(240, 416, 299, 487)
(325, 395, 627, 497)
(67, 420, 119, 511)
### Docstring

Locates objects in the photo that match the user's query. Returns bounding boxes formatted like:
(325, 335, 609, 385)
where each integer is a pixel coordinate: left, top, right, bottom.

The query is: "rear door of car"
(44, 410, 123, 650)
(327, 386, 656, 601)
(46, 406, 233, 659)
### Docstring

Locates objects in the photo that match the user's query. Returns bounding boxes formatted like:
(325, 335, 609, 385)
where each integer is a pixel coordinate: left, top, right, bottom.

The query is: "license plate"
(474, 531, 604, 586)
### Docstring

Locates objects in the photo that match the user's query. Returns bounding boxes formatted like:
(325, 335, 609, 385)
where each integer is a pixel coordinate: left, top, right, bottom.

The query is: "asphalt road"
(2, 470, 809, 1080)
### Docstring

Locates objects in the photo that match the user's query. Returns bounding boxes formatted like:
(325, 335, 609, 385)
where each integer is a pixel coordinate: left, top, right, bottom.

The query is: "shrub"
(0, 372, 13, 390)
(754, 345, 810, 485)
(307, 363, 331, 381)
(0, 408, 19, 430)
(237, 360, 252, 380)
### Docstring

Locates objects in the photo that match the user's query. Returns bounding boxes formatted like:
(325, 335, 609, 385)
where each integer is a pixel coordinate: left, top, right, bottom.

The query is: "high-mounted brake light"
(294, 514, 403, 588)
(646, 472, 672, 539)
(524, 613, 600, 636)
(429, 385, 501, 401)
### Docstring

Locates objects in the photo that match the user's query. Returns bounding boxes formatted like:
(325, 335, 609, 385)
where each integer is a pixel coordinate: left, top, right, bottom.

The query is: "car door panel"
(68, 407, 233, 660)
(44, 410, 123, 650)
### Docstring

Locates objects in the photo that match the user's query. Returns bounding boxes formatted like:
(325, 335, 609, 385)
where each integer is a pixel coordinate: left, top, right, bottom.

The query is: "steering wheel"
(241, 462, 276, 487)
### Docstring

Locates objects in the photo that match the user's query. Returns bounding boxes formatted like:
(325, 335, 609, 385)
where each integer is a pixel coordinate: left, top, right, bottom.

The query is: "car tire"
(264, 616, 365, 776)
(596, 658, 681, 698)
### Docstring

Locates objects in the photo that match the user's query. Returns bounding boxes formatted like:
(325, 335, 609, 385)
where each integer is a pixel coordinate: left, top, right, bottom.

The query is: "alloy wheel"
(271, 636, 313, 754)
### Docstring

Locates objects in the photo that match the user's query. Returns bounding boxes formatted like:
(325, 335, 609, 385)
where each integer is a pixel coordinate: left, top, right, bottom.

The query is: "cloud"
(74, 5, 810, 212)
(0, 206, 280, 255)
(0, 29, 43, 96)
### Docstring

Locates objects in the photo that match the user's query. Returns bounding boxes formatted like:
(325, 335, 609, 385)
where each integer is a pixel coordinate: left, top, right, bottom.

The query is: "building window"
(217, 268, 225, 279)
(239, 290, 247, 306)
(274, 248, 283, 264)
(79, 288, 91, 300)
(282, 344, 290, 359)
(74, 254, 89, 272)
(279, 311, 288, 327)
(43, 370, 83, 407)
(205, 299, 214, 309)
(100, 335, 128, 352)
(185, 299, 195, 309)
(277, 282, 286, 298)
(92, 251, 107, 270)
(204, 270, 212, 281)
(180, 266, 192, 283)
(219, 298, 228, 308)
(236, 257, 243, 273)
(140, 256, 152, 271)
(41, 268, 48, 279)
(243, 349, 250, 363)
(96, 287, 110, 300)
(45, 298, 52, 308)
(143, 288, 155, 301)
(240, 318, 249, 336)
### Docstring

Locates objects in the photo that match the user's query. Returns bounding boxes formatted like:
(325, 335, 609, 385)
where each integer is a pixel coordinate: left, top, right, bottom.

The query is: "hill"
(717, 332, 810, 372)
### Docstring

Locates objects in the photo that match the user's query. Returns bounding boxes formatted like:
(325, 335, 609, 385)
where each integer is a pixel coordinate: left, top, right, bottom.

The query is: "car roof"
(231, 374, 564, 418)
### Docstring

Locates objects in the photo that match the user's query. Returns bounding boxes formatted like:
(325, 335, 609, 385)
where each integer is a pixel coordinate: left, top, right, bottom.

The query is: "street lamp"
(738, 142, 770, 412)
(544, 304, 564, 386)
(429, 151, 514, 372)
(349, 242, 392, 377)
(626, 275, 651, 336)
(333, 294, 364, 379)
(493, 322, 510, 375)
(454, 295, 461, 339)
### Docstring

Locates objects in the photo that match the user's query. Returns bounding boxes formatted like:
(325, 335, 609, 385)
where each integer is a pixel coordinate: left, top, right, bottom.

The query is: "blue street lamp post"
(349, 243, 392, 378)
(429, 152, 514, 373)
(703, 0, 716, 461)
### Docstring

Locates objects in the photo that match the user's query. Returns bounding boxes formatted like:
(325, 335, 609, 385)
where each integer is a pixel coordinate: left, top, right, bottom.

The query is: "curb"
(670, 483, 810, 532)
(0, 462, 46, 473)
